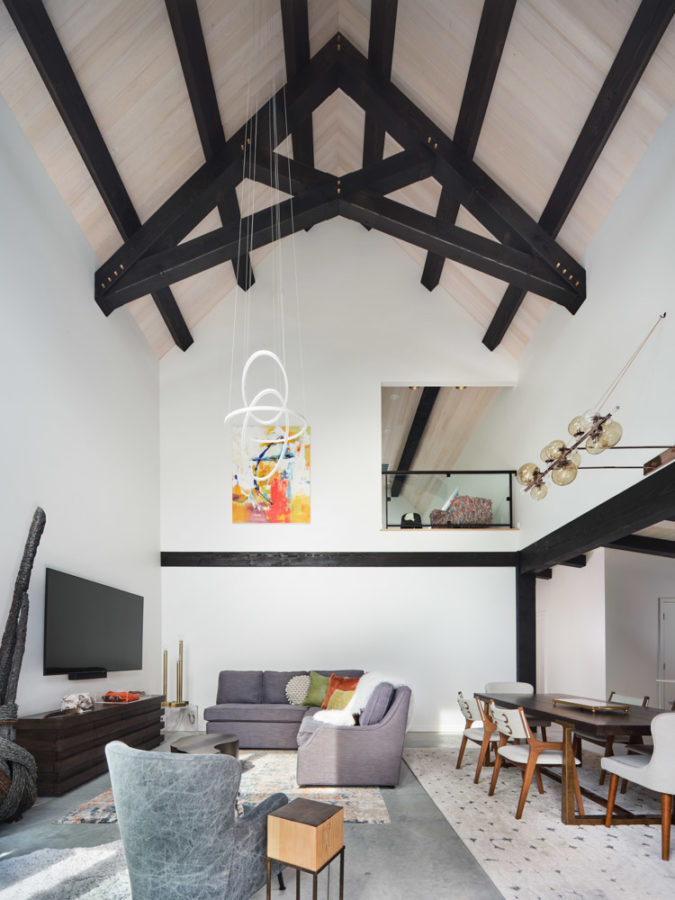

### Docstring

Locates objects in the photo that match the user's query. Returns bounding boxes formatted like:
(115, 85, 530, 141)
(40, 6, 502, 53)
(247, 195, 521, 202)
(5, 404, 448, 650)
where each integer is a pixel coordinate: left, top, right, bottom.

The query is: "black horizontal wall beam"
(607, 535, 675, 558)
(161, 551, 518, 567)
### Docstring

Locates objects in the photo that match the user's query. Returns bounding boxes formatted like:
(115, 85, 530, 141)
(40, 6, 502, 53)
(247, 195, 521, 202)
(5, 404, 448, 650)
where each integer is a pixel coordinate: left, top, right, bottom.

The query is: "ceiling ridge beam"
(4, 0, 193, 351)
(422, 0, 516, 291)
(520, 462, 675, 574)
(483, 0, 675, 351)
(362, 0, 399, 168)
(95, 36, 340, 308)
(165, 0, 254, 292)
(339, 191, 581, 306)
(99, 189, 340, 309)
(281, 0, 314, 168)
(391, 387, 440, 498)
(607, 535, 675, 558)
(336, 35, 585, 305)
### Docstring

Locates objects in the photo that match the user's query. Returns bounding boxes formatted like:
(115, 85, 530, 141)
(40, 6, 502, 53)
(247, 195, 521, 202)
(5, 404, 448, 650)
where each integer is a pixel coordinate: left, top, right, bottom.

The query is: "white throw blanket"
(313, 671, 407, 726)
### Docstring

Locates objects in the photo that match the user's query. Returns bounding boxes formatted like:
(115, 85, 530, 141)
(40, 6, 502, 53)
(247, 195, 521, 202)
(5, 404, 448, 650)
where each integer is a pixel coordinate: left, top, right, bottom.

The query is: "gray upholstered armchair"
(105, 740, 288, 900)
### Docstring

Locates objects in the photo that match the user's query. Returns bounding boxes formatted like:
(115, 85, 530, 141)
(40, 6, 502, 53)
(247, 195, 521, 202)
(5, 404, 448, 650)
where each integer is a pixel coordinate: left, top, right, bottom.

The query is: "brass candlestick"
(161, 649, 169, 707)
(162, 641, 189, 707)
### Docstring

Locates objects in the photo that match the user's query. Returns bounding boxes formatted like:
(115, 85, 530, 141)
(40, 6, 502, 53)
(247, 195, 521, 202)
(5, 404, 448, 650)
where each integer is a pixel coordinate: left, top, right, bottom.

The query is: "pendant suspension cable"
(594, 312, 666, 411)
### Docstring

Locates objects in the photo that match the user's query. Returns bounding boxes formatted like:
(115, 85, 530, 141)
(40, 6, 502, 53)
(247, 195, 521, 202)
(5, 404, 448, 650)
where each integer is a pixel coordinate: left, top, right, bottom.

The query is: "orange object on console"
(103, 691, 140, 703)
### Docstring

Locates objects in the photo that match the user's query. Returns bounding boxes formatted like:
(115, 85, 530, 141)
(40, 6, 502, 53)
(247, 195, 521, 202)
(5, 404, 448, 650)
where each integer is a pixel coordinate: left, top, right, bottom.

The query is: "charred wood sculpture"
(0, 507, 45, 821)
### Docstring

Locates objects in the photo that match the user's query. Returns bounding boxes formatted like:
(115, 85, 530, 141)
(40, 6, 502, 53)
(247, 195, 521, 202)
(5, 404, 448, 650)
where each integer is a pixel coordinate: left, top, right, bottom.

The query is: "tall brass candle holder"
(162, 640, 189, 707)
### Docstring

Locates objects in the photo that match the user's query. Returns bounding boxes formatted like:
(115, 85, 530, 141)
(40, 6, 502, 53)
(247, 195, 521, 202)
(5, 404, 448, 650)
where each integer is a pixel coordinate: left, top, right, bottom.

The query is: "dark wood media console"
(16, 694, 164, 796)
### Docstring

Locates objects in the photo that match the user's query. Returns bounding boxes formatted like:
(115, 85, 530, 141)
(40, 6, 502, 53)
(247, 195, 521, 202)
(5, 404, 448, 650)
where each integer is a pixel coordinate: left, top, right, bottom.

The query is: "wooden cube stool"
(267, 798, 344, 899)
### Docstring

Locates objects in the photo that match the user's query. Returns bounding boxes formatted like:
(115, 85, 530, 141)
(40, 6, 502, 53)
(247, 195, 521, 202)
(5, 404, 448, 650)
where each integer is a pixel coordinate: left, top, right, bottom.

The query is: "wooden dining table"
(474, 691, 665, 826)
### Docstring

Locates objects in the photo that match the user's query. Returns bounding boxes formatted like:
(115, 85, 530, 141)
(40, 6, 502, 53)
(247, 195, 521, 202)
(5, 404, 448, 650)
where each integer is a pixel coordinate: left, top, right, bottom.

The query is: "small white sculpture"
(60, 692, 94, 713)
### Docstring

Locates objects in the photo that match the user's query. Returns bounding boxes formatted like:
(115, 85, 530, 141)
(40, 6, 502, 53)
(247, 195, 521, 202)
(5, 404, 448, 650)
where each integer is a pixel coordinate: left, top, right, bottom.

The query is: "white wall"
(456, 106, 675, 547)
(160, 218, 519, 730)
(0, 97, 161, 715)
(605, 548, 675, 705)
(536, 549, 606, 697)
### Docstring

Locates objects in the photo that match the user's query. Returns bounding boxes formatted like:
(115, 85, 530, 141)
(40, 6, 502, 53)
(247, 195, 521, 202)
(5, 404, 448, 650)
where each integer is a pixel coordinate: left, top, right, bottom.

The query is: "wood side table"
(267, 798, 344, 900)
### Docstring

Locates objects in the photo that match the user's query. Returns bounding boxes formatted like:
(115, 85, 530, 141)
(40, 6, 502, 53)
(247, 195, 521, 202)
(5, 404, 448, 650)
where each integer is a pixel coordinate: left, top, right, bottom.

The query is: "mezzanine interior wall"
(0, 96, 161, 716)
(160, 218, 519, 730)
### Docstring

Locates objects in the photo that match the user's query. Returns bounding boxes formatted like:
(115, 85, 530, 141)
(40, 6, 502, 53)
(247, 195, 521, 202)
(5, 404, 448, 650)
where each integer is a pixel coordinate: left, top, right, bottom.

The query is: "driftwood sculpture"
(0, 507, 45, 821)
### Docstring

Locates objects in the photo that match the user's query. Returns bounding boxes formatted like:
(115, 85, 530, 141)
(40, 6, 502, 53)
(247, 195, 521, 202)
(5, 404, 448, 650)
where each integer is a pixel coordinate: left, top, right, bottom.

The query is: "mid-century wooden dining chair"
(456, 692, 499, 783)
(488, 702, 585, 820)
(602, 711, 675, 860)
(573, 691, 649, 784)
(484, 681, 550, 740)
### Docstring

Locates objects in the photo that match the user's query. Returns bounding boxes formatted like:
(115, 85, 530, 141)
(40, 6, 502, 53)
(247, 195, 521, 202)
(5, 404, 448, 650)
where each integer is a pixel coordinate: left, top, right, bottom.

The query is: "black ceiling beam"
(520, 462, 675, 574)
(103, 150, 434, 306)
(391, 387, 440, 498)
(607, 535, 675, 559)
(483, 0, 675, 350)
(4, 0, 193, 351)
(281, 0, 314, 168)
(535, 569, 553, 580)
(165, 0, 253, 292)
(362, 0, 399, 168)
(337, 36, 586, 307)
(95, 36, 339, 305)
(99, 190, 339, 309)
(340, 192, 581, 306)
(422, 0, 516, 290)
(559, 555, 587, 568)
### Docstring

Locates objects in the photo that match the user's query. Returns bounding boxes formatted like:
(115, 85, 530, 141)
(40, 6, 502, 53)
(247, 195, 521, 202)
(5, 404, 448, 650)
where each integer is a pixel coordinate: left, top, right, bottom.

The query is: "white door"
(658, 598, 675, 709)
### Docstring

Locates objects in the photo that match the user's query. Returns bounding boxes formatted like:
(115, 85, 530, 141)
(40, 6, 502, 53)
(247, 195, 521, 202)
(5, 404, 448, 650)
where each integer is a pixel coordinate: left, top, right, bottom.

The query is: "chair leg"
(488, 752, 503, 796)
(541, 727, 547, 741)
(662, 794, 672, 861)
(573, 735, 582, 763)
(599, 737, 614, 785)
(535, 768, 545, 794)
(278, 872, 286, 890)
(474, 737, 490, 783)
(515, 756, 538, 819)
(620, 778, 628, 794)
(605, 773, 619, 827)
(456, 736, 468, 769)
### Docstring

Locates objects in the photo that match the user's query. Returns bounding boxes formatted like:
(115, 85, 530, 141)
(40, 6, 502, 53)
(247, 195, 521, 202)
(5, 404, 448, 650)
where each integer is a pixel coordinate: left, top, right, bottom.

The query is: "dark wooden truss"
(5, 0, 673, 352)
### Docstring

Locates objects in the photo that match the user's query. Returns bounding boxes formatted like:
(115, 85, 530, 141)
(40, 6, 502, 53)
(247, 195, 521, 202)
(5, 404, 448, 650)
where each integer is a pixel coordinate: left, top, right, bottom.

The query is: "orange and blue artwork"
(232, 426, 310, 523)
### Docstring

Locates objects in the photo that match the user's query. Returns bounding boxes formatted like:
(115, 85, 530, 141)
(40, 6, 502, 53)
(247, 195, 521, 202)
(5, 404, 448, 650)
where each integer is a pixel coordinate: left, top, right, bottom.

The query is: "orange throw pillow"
(321, 674, 360, 709)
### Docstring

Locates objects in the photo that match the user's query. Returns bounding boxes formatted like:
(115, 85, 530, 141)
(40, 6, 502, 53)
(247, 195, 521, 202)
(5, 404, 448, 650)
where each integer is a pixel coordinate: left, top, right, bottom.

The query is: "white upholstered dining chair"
(456, 692, 499, 783)
(601, 711, 675, 861)
(488, 702, 585, 820)
(484, 681, 550, 740)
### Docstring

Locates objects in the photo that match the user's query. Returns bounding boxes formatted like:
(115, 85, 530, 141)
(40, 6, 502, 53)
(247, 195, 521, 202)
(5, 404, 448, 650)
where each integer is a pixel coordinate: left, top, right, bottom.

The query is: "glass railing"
(382, 469, 515, 529)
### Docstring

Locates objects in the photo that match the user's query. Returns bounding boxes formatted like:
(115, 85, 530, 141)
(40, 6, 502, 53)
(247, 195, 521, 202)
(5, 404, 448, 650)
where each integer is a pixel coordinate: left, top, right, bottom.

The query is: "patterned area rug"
(58, 749, 389, 825)
(404, 739, 675, 900)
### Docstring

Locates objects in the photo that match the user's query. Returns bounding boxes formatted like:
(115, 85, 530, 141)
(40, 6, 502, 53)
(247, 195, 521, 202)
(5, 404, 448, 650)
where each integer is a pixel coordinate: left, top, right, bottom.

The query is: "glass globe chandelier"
(517, 313, 665, 500)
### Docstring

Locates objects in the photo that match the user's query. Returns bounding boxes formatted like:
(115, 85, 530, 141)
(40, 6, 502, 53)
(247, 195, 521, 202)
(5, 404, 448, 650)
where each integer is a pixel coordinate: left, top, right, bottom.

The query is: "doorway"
(658, 598, 675, 709)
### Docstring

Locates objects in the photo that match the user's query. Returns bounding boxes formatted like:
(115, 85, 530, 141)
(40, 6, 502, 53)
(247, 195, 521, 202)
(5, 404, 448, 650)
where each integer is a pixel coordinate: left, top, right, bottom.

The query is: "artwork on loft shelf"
(232, 426, 311, 524)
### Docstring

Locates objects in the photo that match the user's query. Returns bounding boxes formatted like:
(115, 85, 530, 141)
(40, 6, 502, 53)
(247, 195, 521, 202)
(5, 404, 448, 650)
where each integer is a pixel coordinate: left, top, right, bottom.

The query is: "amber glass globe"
(601, 420, 623, 447)
(540, 440, 566, 463)
(530, 482, 548, 500)
(552, 462, 578, 486)
(568, 415, 586, 437)
(517, 462, 539, 485)
(568, 450, 582, 467)
(586, 433, 608, 454)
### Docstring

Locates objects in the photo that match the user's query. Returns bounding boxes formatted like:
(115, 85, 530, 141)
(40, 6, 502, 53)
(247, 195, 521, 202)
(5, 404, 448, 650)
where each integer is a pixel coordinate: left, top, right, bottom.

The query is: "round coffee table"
(170, 733, 239, 757)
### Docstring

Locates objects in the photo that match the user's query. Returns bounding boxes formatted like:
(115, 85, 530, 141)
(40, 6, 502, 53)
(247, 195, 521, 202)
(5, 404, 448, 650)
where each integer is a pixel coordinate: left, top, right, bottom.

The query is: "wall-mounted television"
(44, 568, 143, 679)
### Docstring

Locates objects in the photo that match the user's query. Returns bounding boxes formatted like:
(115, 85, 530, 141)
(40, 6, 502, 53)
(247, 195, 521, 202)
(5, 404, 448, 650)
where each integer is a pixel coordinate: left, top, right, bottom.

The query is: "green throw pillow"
(327, 688, 355, 710)
(302, 671, 330, 707)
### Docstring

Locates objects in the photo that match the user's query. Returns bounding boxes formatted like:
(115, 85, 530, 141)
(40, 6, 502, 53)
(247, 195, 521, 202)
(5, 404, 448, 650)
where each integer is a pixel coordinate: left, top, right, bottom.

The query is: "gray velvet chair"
(105, 740, 288, 900)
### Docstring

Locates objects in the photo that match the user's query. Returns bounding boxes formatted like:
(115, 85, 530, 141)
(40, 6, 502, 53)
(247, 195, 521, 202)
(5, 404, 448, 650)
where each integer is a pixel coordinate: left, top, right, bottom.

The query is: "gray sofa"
(204, 669, 363, 749)
(203, 669, 411, 787)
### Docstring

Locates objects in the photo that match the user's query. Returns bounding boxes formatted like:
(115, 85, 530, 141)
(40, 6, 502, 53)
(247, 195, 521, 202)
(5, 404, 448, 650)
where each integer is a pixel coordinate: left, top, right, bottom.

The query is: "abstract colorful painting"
(232, 426, 310, 523)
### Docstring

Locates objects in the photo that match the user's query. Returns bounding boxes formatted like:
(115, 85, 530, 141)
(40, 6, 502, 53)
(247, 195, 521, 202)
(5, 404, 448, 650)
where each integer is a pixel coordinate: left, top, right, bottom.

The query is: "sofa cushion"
(204, 703, 308, 723)
(321, 674, 361, 709)
(359, 682, 395, 726)
(314, 669, 364, 679)
(216, 671, 263, 704)
(302, 671, 331, 708)
(262, 670, 307, 704)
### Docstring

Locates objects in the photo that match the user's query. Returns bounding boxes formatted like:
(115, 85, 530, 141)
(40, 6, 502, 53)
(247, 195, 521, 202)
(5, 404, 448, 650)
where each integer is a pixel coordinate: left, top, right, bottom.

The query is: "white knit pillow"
(285, 674, 311, 705)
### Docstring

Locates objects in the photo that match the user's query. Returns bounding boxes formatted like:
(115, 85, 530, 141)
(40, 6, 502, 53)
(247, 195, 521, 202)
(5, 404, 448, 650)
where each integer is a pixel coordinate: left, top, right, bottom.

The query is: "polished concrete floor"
(0, 732, 501, 899)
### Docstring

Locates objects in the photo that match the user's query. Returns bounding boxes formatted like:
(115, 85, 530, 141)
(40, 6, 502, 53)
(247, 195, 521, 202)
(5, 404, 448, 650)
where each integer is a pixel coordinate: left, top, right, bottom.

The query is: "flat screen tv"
(44, 568, 143, 678)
